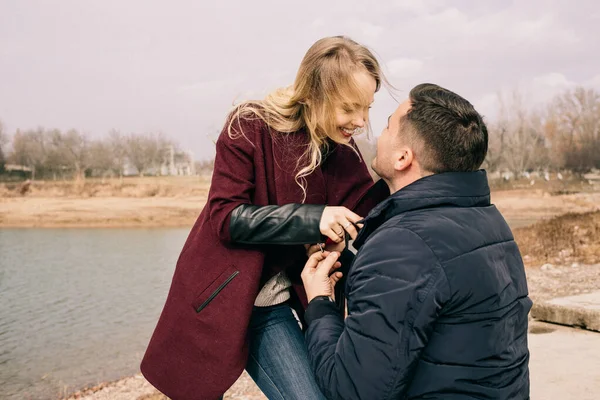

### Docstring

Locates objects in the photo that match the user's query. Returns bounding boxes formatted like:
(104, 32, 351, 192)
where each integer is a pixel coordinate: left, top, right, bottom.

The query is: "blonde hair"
(227, 36, 387, 200)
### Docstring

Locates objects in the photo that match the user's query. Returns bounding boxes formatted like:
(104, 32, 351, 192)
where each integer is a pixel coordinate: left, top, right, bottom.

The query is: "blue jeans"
(224, 303, 327, 400)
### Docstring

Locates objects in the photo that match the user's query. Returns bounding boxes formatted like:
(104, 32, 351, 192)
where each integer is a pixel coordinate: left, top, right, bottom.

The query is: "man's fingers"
(315, 252, 340, 274)
(302, 251, 330, 282)
(328, 261, 342, 276)
(330, 271, 343, 285)
(306, 244, 322, 257)
(304, 250, 329, 271)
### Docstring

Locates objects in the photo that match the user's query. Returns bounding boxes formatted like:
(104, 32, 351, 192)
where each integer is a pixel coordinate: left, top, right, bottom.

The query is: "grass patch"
(514, 210, 600, 266)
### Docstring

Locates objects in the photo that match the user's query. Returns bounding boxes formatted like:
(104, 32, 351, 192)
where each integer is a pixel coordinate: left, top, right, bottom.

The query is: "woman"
(141, 36, 390, 400)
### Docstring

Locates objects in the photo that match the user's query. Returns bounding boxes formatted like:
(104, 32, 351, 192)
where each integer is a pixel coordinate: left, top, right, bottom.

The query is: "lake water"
(0, 228, 188, 400)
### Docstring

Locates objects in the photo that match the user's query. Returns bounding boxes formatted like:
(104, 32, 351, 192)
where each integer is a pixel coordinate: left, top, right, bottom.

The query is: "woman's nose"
(352, 114, 365, 128)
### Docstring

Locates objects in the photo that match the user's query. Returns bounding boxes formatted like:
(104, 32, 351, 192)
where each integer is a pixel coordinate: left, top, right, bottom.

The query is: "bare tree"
(50, 129, 90, 180)
(195, 158, 214, 175)
(10, 127, 51, 180)
(125, 132, 169, 176)
(0, 119, 7, 172)
(494, 91, 548, 175)
(108, 129, 127, 178)
(87, 139, 117, 177)
(155, 132, 172, 174)
(546, 87, 600, 172)
(483, 118, 505, 173)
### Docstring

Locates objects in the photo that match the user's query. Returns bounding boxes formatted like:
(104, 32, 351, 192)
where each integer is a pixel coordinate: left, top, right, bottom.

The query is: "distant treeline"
(0, 128, 211, 180)
(1, 86, 599, 181)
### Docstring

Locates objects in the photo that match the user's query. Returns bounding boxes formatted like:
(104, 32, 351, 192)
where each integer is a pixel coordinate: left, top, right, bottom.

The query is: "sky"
(1, 0, 598, 160)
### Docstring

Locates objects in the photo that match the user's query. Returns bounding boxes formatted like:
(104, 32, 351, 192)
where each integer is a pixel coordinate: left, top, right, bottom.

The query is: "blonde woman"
(141, 36, 390, 400)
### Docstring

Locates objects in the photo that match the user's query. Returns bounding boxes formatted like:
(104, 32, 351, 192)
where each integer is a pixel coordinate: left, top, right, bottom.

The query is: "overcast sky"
(1, 0, 598, 160)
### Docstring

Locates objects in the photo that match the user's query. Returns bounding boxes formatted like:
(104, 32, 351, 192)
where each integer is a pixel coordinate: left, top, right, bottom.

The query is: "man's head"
(372, 83, 488, 192)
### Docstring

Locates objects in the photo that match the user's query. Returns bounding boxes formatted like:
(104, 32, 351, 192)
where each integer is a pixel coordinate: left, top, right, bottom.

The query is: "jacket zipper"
(195, 270, 239, 313)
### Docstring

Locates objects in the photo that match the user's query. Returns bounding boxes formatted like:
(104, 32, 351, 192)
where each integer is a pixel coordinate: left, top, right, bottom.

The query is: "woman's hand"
(320, 206, 362, 243)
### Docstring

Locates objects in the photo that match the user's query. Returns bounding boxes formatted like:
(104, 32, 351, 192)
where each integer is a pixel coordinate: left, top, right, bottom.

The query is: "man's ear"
(394, 147, 414, 172)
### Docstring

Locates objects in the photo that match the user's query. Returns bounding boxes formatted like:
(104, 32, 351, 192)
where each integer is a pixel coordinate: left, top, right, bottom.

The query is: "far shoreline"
(2, 188, 599, 230)
(2, 175, 599, 229)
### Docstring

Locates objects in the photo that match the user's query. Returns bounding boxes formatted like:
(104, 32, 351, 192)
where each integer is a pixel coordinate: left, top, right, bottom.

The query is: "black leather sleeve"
(229, 203, 325, 245)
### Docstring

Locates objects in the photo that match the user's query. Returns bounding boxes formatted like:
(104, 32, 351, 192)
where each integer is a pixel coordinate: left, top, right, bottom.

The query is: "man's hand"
(305, 239, 346, 258)
(301, 251, 344, 303)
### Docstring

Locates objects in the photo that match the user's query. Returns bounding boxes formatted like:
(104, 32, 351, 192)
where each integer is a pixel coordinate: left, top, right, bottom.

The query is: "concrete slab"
(531, 291, 600, 332)
(529, 321, 600, 399)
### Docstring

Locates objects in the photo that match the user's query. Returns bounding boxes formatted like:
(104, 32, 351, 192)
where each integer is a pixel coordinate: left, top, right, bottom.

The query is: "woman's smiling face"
(330, 69, 377, 143)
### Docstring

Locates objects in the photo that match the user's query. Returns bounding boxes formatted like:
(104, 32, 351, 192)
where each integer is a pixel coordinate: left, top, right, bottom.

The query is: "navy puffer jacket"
(305, 170, 532, 400)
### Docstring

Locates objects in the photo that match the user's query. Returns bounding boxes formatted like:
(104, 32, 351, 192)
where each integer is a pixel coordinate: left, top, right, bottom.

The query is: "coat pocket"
(192, 265, 239, 313)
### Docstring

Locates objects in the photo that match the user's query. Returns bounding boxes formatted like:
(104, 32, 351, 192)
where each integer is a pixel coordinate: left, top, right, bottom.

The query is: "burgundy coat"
(140, 116, 388, 400)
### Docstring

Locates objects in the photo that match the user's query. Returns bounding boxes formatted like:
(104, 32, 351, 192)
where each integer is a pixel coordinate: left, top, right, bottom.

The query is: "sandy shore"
(0, 196, 207, 228)
(1, 189, 598, 229)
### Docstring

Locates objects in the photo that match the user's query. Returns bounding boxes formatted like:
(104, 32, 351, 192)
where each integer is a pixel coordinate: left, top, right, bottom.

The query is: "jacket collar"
(353, 170, 491, 249)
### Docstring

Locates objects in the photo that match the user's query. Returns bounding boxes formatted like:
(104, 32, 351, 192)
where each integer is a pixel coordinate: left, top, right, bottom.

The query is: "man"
(301, 83, 532, 400)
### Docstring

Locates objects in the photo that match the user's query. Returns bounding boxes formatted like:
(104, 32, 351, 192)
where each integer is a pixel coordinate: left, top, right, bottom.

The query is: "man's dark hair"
(403, 83, 488, 173)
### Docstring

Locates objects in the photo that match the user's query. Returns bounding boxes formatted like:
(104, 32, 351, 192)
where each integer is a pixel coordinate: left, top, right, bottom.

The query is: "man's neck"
(384, 177, 410, 195)
(386, 170, 434, 194)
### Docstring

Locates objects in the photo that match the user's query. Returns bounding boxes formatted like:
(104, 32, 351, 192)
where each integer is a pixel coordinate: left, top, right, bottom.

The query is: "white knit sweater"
(254, 271, 292, 307)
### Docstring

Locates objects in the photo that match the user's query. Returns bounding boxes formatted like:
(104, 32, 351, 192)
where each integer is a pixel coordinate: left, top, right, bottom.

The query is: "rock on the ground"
(532, 291, 600, 332)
